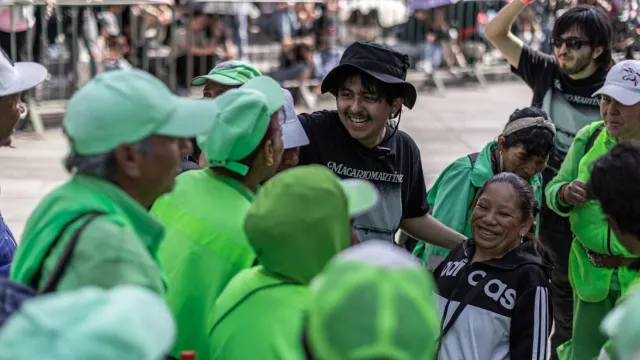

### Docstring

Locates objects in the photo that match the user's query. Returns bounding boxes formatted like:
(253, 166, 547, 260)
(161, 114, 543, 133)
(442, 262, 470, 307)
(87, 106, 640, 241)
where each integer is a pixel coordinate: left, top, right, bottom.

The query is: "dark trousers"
(539, 166, 574, 360)
(548, 264, 573, 359)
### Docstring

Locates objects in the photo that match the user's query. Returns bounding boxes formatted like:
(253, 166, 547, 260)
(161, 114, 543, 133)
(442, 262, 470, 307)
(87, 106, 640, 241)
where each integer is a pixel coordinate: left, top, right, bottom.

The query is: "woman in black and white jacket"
(434, 172, 553, 360)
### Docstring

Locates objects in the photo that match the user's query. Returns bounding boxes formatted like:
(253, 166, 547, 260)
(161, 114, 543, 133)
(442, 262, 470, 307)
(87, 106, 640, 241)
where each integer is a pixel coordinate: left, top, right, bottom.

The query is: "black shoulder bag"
(436, 274, 492, 356)
(0, 211, 105, 327)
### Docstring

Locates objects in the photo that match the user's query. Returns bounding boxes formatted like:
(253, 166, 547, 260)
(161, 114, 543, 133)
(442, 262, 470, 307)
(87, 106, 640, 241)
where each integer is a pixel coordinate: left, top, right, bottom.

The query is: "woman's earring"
(499, 151, 504, 173)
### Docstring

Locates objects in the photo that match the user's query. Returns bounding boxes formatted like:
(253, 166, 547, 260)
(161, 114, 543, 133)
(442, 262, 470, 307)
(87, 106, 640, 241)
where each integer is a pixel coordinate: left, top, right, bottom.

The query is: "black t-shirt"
(298, 110, 429, 242)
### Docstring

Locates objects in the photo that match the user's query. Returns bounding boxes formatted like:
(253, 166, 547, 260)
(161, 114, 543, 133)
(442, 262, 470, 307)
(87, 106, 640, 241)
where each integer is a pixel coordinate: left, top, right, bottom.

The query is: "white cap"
(278, 89, 309, 149)
(0, 47, 47, 97)
(593, 60, 640, 106)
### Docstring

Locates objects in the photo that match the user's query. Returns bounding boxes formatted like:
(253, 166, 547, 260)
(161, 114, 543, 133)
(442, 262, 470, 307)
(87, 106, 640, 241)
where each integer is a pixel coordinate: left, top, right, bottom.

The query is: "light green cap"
(0, 286, 175, 360)
(63, 69, 218, 155)
(197, 76, 284, 176)
(190, 60, 262, 87)
(307, 240, 440, 360)
(244, 165, 380, 284)
(601, 287, 640, 360)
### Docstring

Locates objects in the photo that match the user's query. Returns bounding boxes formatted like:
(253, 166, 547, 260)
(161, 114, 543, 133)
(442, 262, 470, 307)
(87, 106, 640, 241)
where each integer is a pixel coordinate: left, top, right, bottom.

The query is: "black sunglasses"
(550, 37, 590, 50)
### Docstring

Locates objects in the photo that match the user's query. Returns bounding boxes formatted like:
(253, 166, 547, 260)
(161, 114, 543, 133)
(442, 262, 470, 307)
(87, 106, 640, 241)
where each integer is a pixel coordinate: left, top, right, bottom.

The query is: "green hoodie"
(151, 169, 257, 360)
(413, 141, 542, 270)
(546, 121, 638, 302)
(11, 174, 166, 294)
(208, 166, 353, 360)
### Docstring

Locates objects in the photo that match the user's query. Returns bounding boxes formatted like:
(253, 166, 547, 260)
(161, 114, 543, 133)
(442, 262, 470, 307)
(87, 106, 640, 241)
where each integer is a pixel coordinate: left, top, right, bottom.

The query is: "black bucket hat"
(320, 41, 417, 109)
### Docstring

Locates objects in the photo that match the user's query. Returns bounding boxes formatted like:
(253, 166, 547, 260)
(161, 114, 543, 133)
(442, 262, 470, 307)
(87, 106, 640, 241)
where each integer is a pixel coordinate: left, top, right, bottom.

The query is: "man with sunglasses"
(485, 4, 613, 359)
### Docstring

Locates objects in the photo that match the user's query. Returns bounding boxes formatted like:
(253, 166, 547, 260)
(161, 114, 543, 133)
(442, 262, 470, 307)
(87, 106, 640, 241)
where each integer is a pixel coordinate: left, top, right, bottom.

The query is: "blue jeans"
(0, 212, 16, 278)
(424, 42, 444, 68)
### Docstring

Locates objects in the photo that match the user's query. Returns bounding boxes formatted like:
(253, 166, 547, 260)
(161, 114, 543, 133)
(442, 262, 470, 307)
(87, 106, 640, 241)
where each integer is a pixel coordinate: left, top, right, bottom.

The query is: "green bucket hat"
(0, 285, 175, 360)
(190, 60, 262, 87)
(64, 69, 218, 155)
(197, 76, 284, 176)
(306, 240, 440, 360)
(601, 287, 640, 360)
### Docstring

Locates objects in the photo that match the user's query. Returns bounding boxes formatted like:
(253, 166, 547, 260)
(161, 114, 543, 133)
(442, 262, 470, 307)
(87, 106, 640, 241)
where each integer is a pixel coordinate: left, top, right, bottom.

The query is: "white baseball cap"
(593, 60, 640, 106)
(278, 88, 309, 149)
(0, 47, 48, 97)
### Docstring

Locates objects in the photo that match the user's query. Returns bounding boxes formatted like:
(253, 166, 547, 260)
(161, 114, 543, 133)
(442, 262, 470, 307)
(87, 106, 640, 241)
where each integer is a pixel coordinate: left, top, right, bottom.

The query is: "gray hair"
(64, 137, 154, 179)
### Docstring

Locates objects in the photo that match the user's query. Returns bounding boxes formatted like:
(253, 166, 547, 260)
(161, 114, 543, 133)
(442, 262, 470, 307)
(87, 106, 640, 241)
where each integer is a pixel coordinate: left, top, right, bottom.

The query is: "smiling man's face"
(336, 75, 398, 149)
(0, 93, 23, 146)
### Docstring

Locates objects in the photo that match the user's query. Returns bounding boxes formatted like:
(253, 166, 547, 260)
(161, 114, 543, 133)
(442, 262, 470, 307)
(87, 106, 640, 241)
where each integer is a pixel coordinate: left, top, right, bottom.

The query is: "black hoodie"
(434, 239, 553, 360)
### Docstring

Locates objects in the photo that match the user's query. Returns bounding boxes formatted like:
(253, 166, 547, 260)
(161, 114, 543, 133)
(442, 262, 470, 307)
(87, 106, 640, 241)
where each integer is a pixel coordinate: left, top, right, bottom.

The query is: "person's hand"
(562, 180, 588, 206)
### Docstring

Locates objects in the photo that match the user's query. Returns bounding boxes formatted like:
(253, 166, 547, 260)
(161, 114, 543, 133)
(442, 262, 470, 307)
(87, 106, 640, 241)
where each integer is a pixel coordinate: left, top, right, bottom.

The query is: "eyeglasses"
(550, 37, 590, 50)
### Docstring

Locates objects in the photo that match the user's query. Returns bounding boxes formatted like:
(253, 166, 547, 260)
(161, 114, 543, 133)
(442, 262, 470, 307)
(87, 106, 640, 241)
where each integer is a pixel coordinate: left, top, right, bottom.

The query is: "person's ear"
(390, 97, 403, 118)
(592, 46, 604, 60)
(520, 215, 535, 237)
(114, 144, 143, 178)
(263, 139, 275, 168)
(497, 136, 506, 151)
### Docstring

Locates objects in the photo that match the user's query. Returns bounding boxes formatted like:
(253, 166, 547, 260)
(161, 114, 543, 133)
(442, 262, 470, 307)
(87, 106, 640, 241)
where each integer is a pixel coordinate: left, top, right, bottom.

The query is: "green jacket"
(11, 174, 166, 295)
(546, 121, 638, 302)
(209, 166, 352, 360)
(151, 169, 257, 360)
(413, 141, 542, 270)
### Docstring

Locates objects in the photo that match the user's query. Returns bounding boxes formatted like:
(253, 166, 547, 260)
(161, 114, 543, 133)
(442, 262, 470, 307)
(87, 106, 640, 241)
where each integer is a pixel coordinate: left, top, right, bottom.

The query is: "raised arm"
(484, 0, 528, 69)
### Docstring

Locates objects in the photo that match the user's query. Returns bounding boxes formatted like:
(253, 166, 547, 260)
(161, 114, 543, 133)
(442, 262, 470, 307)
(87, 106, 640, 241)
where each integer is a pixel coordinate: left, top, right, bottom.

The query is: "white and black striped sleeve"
(509, 286, 553, 360)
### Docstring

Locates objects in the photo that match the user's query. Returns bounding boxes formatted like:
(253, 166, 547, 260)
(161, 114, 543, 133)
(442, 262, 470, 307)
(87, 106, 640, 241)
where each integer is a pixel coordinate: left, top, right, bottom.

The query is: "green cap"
(64, 69, 218, 155)
(601, 287, 640, 360)
(244, 165, 380, 284)
(197, 76, 284, 176)
(190, 60, 262, 87)
(0, 286, 175, 359)
(307, 240, 440, 360)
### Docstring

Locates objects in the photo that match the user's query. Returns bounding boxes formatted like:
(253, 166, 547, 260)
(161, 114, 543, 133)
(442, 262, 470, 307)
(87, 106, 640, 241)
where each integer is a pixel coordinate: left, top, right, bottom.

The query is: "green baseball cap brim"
(339, 179, 380, 217)
(154, 97, 220, 139)
(191, 73, 244, 87)
(190, 61, 262, 87)
(242, 76, 285, 116)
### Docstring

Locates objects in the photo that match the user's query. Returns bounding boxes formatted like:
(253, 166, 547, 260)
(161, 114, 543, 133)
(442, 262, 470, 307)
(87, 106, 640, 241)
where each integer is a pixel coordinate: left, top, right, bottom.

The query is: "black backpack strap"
(210, 281, 301, 336)
(467, 152, 480, 169)
(30, 211, 106, 293)
(466, 152, 481, 209)
(436, 275, 492, 354)
(584, 123, 605, 155)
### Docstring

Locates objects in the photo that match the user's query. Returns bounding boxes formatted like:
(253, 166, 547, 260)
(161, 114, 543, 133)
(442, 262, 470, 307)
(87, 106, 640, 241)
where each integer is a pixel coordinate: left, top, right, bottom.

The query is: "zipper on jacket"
(607, 226, 612, 255)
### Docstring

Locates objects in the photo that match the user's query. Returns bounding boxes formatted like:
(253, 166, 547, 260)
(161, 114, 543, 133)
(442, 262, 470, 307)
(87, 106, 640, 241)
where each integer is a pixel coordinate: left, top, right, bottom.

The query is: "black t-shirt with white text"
(298, 110, 429, 242)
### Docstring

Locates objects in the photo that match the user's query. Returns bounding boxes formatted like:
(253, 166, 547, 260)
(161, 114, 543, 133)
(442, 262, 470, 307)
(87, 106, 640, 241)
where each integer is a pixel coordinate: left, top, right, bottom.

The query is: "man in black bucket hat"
(297, 41, 465, 250)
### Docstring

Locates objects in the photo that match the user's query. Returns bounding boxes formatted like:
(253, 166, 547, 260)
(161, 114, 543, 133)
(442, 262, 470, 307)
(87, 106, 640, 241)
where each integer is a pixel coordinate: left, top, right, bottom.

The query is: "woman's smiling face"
(470, 182, 533, 256)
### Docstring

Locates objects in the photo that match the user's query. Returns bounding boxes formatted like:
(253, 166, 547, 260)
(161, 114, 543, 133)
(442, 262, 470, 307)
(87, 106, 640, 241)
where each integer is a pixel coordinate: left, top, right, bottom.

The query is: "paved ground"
(0, 81, 532, 240)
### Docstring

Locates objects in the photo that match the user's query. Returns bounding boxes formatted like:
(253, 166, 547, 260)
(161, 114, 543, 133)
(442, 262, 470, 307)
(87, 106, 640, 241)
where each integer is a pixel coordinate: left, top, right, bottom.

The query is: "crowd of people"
(1, 0, 640, 360)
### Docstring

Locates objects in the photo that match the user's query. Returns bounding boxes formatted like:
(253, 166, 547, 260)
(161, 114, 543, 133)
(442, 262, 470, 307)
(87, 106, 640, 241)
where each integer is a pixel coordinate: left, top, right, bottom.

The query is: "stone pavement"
(0, 81, 532, 240)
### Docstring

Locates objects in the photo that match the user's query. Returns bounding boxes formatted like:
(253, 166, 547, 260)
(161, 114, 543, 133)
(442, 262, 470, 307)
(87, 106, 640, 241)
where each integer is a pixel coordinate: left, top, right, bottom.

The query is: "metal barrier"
(1, 0, 176, 134)
(7, 0, 609, 131)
